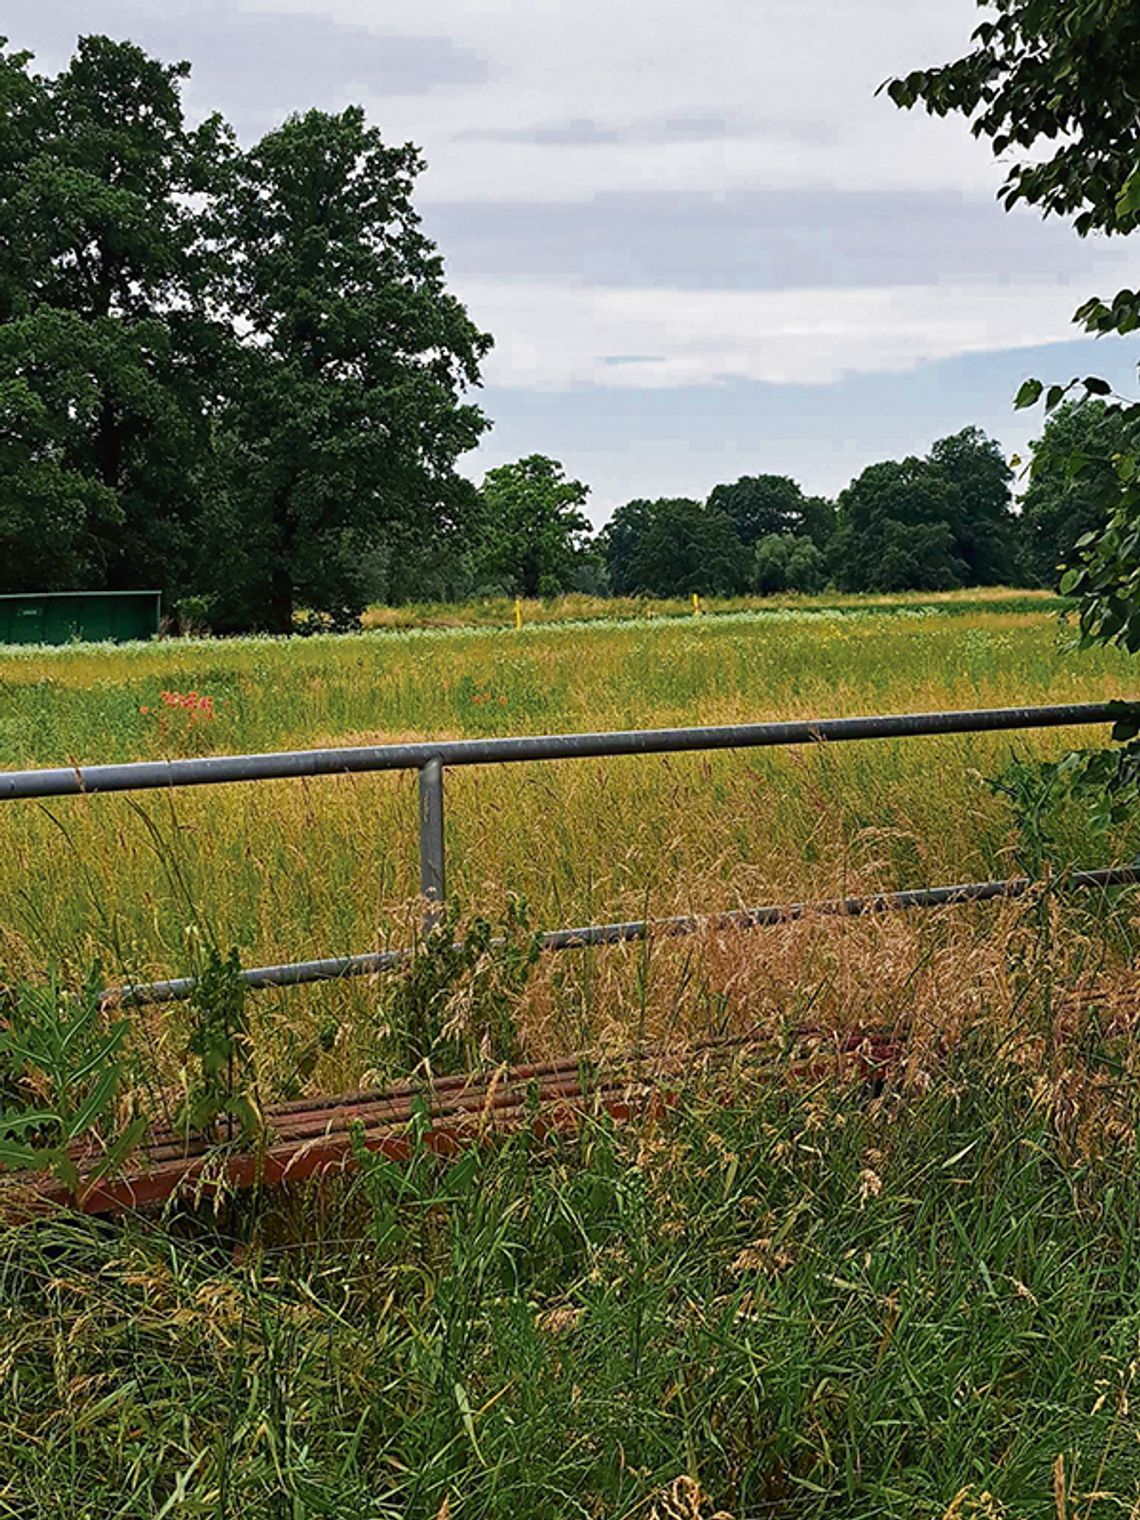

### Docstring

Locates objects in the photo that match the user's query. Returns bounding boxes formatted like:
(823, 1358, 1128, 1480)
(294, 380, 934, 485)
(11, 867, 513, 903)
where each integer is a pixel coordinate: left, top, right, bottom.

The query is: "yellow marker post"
(692, 592, 702, 617)
(514, 597, 522, 630)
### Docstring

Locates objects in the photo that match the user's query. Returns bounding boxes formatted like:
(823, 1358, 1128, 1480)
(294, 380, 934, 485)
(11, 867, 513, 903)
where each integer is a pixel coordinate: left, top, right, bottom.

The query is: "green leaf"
(0, 1139, 41, 1170)
(87, 1116, 149, 1185)
(1015, 378, 1044, 409)
(66, 1063, 121, 1141)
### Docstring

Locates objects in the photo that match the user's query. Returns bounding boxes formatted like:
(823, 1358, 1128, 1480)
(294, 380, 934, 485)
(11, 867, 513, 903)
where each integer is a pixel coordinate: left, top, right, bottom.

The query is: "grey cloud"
(425, 189, 1111, 292)
(459, 118, 627, 147)
(4, 0, 488, 136)
(458, 112, 833, 148)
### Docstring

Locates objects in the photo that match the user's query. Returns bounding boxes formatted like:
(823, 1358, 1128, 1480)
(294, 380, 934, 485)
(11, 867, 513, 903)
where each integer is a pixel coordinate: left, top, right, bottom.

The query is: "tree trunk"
(270, 481, 296, 633)
(97, 392, 123, 490)
(270, 564, 293, 634)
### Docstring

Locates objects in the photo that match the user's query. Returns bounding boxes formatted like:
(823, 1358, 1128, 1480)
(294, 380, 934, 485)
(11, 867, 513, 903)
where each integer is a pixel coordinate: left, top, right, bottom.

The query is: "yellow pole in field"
(692, 592, 702, 617)
(514, 597, 522, 630)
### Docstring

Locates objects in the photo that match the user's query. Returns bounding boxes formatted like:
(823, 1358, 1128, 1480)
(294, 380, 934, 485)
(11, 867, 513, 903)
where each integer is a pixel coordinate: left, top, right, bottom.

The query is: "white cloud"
(457, 255, 1139, 391)
(242, 0, 998, 203)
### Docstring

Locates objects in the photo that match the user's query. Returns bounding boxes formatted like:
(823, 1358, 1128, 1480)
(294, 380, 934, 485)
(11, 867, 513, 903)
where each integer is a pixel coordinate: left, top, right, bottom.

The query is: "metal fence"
(1, 701, 1136, 1006)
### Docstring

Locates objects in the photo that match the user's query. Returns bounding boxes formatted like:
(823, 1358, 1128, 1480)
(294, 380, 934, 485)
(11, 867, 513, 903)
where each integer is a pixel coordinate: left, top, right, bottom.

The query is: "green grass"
(4, 1024, 1140, 1519)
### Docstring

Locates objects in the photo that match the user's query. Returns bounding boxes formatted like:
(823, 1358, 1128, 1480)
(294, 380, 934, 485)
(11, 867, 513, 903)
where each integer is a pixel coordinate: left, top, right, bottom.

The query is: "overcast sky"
(7, 0, 1138, 524)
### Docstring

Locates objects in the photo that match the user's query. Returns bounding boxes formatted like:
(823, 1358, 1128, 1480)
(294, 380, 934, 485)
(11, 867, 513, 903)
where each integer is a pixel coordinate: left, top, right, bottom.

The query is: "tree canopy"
(753, 534, 828, 596)
(602, 497, 746, 598)
(1020, 402, 1133, 588)
(204, 106, 490, 631)
(706, 474, 834, 551)
(0, 35, 225, 593)
(472, 455, 594, 598)
(829, 429, 1014, 593)
(0, 35, 490, 629)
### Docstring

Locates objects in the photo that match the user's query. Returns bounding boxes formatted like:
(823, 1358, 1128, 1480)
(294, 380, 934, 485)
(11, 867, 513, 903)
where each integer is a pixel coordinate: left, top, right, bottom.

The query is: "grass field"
(0, 590, 1134, 1068)
(359, 586, 1065, 632)
(3, 588, 1140, 1517)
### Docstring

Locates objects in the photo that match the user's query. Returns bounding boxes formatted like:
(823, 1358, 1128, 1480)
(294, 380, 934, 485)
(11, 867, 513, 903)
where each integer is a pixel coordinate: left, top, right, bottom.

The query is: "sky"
(6, 0, 1139, 526)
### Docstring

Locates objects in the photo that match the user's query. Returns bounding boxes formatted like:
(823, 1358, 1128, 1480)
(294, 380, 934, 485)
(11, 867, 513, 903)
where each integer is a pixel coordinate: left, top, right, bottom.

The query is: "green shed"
(0, 591, 162, 646)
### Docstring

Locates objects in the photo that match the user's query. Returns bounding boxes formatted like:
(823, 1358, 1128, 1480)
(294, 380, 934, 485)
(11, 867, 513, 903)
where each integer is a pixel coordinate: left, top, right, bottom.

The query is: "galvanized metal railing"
(1, 701, 1136, 1006)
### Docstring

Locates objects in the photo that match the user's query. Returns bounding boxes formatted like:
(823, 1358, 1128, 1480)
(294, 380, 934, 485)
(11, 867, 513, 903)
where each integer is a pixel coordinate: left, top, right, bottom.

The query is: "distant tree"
(829, 430, 1015, 593)
(708, 475, 800, 546)
(753, 533, 827, 595)
(473, 455, 593, 598)
(830, 457, 967, 592)
(707, 473, 836, 550)
(799, 494, 838, 551)
(609, 497, 746, 597)
(0, 35, 228, 593)
(599, 498, 655, 595)
(753, 533, 791, 595)
(785, 537, 828, 593)
(1019, 402, 1132, 588)
(0, 41, 49, 324)
(928, 427, 1017, 583)
(204, 106, 491, 631)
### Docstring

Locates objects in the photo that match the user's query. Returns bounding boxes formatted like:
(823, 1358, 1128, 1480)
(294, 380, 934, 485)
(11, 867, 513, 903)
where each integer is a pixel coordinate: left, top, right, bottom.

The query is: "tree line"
(0, 33, 1119, 631)
(466, 406, 1117, 603)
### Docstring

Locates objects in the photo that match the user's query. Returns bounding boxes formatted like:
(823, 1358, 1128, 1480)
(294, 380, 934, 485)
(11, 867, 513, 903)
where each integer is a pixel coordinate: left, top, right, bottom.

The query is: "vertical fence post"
(419, 758, 446, 932)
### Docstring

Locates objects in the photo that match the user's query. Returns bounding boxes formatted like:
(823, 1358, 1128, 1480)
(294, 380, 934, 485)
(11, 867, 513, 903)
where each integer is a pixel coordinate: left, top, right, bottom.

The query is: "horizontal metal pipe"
(1, 701, 1132, 801)
(104, 865, 1140, 1008)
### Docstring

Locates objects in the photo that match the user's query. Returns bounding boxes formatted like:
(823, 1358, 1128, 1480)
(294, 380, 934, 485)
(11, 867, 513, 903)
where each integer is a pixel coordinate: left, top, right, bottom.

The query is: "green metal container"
(0, 591, 161, 646)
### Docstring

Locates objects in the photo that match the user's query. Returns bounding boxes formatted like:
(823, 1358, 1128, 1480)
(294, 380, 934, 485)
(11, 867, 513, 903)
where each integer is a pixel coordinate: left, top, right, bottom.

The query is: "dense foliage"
(1020, 402, 1133, 587)
(888, 0, 1140, 632)
(831, 428, 1017, 593)
(601, 496, 747, 596)
(0, 34, 490, 631)
(471, 455, 596, 598)
(597, 429, 1023, 601)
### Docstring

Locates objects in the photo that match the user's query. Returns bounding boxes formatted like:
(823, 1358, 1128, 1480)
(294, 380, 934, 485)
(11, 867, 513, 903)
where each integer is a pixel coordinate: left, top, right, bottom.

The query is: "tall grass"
(4, 590, 1140, 1516)
(359, 586, 1064, 633)
(4, 1006, 1140, 1517)
(0, 596, 1135, 1043)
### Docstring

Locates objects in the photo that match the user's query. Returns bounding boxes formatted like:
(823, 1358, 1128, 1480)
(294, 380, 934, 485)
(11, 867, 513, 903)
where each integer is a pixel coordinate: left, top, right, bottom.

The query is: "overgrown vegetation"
(377, 897, 541, 1074)
(5, 1003, 1140, 1517)
(1, 591, 1139, 1513)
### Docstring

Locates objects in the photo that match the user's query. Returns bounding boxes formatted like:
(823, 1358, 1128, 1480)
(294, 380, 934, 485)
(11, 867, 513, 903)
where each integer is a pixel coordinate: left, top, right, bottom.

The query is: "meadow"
(3, 588, 1140, 1517)
(0, 590, 1132, 1074)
